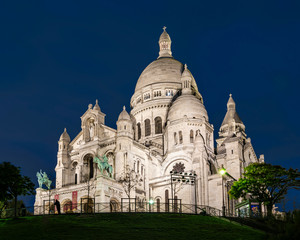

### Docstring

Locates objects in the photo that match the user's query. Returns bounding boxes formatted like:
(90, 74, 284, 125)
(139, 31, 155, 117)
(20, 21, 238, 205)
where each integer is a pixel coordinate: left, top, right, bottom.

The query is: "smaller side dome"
(93, 99, 101, 111)
(181, 64, 192, 95)
(167, 94, 208, 122)
(118, 106, 131, 121)
(59, 128, 71, 142)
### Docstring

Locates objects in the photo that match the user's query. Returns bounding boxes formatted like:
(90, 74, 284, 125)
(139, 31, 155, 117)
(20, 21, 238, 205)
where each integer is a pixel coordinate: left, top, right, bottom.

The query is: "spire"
(218, 94, 245, 139)
(93, 99, 101, 111)
(227, 94, 236, 110)
(158, 26, 172, 58)
(221, 94, 242, 127)
(181, 64, 192, 95)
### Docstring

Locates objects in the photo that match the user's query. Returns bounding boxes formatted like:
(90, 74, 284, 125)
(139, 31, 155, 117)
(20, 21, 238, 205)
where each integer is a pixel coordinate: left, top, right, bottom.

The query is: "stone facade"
(35, 28, 264, 214)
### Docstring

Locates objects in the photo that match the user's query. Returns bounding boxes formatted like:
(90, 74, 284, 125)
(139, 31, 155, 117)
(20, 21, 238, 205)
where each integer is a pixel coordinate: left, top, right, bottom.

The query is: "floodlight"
(219, 169, 226, 176)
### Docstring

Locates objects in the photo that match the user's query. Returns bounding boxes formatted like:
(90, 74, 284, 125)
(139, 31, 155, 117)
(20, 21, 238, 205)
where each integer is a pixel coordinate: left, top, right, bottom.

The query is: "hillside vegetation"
(0, 213, 266, 240)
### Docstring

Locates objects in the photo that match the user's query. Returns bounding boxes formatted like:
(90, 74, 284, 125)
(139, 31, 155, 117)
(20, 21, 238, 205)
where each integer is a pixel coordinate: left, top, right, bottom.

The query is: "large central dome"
(134, 27, 199, 93)
(135, 57, 185, 92)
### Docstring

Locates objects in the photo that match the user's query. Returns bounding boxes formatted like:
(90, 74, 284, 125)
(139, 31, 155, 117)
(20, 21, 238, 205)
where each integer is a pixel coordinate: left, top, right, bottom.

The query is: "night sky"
(1, 0, 299, 210)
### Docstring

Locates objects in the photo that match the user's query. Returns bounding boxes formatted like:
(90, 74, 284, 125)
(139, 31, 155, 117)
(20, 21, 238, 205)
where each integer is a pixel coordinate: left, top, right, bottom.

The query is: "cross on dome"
(163, 26, 167, 31)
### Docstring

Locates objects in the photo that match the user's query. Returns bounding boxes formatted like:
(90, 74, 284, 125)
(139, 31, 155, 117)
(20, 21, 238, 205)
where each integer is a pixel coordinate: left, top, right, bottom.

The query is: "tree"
(229, 163, 300, 217)
(0, 162, 35, 217)
(118, 165, 143, 212)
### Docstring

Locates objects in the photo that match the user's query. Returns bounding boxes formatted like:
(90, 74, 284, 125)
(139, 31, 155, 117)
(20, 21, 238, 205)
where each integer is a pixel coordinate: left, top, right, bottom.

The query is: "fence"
(0, 202, 225, 218)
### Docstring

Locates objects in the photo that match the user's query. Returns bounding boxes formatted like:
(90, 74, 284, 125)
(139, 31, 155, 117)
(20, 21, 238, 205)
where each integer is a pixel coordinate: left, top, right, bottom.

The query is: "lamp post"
(148, 199, 154, 212)
(219, 167, 226, 217)
(170, 171, 197, 214)
(219, 166, 237, 217)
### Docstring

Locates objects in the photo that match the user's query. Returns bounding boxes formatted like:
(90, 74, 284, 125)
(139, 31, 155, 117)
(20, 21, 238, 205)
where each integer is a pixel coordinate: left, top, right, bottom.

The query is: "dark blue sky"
(0, 0, 299, 210)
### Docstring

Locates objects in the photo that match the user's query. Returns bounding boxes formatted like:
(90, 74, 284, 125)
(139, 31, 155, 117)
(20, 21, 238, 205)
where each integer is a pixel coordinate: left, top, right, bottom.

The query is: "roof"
(221, 94, 243, 127)
(134, 58, 199, 92)
(118, 106, 131, 121)
(59, 128, 71, 142)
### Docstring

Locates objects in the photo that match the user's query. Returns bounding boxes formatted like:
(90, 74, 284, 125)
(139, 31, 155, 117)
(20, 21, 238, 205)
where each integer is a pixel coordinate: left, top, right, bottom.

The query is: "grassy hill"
(0, 213, 266, 240)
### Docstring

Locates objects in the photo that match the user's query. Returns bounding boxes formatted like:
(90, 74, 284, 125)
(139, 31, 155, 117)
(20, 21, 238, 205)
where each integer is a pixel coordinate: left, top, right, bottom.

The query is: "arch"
(80, 196, 94, 213)
(163, 157, 191, 175)
(174, 132, 178, 145)
(105, 151, 115, 179)
(165, 189, 169, 212)
(75, 173, 78, 184)
(61, 199, 73, 213)
(144, 119, 151, 136)
(110, 198, 120, 212)
(137, 123, 141, 140)
(156, 198, 161, 212)
(179, 131, 183, 144)
(82, 154, 94, 181)
(154, 117, 162, 134)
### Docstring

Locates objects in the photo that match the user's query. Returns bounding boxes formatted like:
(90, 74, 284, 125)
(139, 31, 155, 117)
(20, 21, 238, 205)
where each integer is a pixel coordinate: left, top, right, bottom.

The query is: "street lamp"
(219, 166, 226, 217)
(170, 171, 197, 214)
(219, 166, 237, 217)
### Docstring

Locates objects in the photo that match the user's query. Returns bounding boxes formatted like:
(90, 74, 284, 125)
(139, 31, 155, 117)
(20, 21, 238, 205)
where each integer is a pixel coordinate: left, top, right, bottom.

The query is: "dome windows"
(166, 89, 174, 97)
(174, 131, 183, 145)
(160, 41, 170, 50)
(144, 93, 150, 101)
(145, 119, 151, 136)
(137, 123, 141, 140)
(179, 131, 183, 144)
(154, 90, 161, 98)
(155, 117, 162, 134)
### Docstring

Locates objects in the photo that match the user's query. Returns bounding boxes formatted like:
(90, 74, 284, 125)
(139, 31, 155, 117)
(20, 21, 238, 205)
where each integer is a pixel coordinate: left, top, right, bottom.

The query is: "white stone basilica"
(35, 28, 264, 214)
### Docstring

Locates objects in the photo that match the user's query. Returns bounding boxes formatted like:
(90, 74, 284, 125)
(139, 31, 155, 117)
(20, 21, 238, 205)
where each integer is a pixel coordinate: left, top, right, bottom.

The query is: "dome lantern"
(158, 26, 172, 59)
(181, 64, 192, 95)
(59, 128, 71, 142)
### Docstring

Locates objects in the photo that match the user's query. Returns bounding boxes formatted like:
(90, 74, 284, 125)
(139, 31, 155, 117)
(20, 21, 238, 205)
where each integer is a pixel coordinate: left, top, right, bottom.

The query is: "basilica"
(34, 27, 264, 214)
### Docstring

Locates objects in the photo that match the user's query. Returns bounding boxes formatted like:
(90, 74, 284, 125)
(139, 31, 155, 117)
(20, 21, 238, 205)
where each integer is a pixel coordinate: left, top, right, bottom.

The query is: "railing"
(0, 202, 224, 218)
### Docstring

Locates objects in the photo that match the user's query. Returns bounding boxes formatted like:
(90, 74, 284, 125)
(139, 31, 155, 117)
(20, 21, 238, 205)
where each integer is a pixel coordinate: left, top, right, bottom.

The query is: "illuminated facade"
(34, 28, 264, 214)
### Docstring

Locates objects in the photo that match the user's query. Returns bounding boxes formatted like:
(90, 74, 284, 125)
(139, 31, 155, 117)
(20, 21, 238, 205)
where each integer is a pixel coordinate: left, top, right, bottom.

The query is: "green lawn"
(0, 213, 266, 240)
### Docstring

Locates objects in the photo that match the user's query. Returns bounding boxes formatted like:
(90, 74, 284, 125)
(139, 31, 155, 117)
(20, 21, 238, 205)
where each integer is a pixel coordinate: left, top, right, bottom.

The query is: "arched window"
(83, 154, 94, 181)
(179, 131, 183, 144)
(89, 158, 94, 179)
(137, 123, 141, 140)
(157, 198, 160, 212)
(190, 130, 194, 143)
(75, 173, 77, 184)
(145, 119, 151, 136)
(165, 190, 169, 212)
(154, 117, 162, 134)
(174, 132, 178, 145)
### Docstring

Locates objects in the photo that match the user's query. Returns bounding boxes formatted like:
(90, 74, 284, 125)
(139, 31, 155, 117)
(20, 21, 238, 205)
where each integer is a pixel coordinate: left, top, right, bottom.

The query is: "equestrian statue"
(94, 154, 113, 178)
(36, 170, 52, 189)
